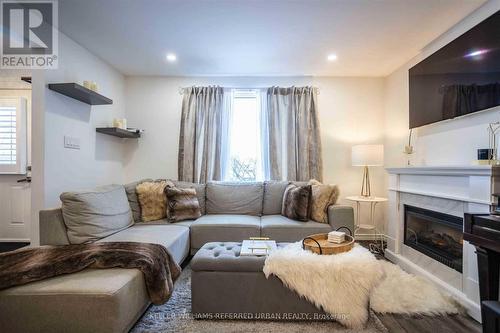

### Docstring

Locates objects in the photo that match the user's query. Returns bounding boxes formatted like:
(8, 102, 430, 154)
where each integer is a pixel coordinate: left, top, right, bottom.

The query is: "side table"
(345, 195, 387, 254)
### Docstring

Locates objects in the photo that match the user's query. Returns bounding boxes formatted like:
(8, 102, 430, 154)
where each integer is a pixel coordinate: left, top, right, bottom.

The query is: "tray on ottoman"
(190, 242, 334, 320)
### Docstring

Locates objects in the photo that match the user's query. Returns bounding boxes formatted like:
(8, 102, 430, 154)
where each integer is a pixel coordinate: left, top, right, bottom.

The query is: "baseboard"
(0, 238, 30, 242)
(385, 249, 481, 322)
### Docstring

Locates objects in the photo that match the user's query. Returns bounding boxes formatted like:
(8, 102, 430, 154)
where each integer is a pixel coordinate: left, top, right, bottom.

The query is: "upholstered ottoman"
(191, 242, 332, 320)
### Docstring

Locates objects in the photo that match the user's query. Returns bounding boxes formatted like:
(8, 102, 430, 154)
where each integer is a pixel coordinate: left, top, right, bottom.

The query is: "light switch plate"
(64, 136, 80, 149)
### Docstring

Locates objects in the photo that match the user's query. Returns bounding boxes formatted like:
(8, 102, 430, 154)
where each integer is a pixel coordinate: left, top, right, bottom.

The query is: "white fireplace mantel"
(385, 165, 496, 322)
(387, 165, 495, 176)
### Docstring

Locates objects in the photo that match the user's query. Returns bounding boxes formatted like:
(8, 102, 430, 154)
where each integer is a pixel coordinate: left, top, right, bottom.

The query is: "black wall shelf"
(48, 83, 113, 105)
(96, 127, 141, 139)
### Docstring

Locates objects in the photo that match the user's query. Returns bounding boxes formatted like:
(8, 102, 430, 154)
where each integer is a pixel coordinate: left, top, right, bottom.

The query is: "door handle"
(17, 177, 31, 183)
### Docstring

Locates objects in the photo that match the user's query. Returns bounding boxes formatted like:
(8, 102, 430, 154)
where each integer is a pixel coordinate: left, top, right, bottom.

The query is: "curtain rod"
(178, 86, 320, 95)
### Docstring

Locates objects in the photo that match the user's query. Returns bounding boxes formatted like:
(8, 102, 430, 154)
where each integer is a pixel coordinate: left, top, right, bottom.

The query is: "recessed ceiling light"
(166, 53, 177, 62)
(465, 49, 488, 58)
(327, 54, 338, 61)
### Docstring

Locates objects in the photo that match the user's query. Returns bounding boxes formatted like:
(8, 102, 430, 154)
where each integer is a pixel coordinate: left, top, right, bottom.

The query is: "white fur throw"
(263, 242, 458, 329)
(263, 243, 384, 329)
(371, 261, 459, 316)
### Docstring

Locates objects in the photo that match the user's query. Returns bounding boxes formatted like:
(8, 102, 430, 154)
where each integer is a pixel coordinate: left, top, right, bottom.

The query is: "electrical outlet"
(64, 136, 80, 149)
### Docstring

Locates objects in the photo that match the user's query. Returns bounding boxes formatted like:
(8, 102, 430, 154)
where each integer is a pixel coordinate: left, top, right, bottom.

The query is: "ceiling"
(58, 0, 486, 77)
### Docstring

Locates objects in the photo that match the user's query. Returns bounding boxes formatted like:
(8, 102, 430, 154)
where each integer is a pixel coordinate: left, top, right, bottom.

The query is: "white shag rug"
(263, 243, 458, 329)
(371, 260, 459, 316)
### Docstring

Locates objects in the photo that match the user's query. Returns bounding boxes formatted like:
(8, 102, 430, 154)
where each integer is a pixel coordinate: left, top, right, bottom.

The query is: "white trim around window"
(0, 97, 27, 174)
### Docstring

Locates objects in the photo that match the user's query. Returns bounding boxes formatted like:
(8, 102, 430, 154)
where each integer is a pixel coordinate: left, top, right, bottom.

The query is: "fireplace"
(404, 205, 463, 273)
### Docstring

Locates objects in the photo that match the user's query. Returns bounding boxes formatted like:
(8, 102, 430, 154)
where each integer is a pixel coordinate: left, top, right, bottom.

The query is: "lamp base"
(360, 165, 371, 197)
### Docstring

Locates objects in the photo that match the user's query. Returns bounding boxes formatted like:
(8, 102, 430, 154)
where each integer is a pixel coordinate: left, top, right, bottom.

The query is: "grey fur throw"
(0, 242, 181, 305)
(281, 184, 312, 221)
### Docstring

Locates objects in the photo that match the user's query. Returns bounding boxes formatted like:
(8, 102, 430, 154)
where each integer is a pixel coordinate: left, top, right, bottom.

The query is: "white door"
(0, 178, 31, 242)
(0, 97, 30, 242)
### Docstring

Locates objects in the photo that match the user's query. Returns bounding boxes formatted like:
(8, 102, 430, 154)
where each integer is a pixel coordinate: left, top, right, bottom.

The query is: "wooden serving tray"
(302, 233, 355, 255)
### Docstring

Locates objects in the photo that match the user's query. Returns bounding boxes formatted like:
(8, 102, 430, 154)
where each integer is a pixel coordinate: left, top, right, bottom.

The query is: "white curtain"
(178, 86, 232, 183)
(261, 86, 323, 181)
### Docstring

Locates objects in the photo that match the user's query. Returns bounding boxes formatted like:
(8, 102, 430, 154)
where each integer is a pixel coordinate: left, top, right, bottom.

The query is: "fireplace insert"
(404, 205, 463, 273)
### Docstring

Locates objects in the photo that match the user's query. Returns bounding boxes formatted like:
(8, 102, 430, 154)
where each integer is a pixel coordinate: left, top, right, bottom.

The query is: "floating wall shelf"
(96, 127, 141, 139)
(48, 83, 113, 105)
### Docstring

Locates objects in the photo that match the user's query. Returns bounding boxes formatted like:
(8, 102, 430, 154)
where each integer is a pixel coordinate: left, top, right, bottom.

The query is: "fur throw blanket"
(0, 242, 181, 305)
(263, 243, 458, 329)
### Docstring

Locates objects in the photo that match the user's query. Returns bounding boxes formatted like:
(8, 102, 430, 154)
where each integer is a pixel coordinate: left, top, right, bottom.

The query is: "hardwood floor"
(378, 313, 481, 333)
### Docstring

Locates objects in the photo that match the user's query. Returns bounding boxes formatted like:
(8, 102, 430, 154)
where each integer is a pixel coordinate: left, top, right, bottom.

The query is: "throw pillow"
(165, 187, 202, 222)
(124, 178, 153, 223)
(60, 185, 134, 244)
(136, 180, 173, 222)
(308, 179, 340, 223)
(281, 183, 312, 222)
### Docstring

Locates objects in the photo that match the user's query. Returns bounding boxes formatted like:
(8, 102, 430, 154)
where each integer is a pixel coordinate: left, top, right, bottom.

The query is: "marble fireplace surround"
(385, 166, 499, 322)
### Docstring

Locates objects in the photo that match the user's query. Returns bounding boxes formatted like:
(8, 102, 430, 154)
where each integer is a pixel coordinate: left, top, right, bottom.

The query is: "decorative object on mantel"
(96, 127, 142, 139)
(477, 148, 496, 165)
(487, 122, 500, 165)
(351, 144, 384, 197)
(403, 129, 414, 166)
(48, 83, 112, 105)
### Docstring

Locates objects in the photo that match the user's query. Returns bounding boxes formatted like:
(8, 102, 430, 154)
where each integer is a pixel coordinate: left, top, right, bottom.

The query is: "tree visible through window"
(226, 90, 262, 182)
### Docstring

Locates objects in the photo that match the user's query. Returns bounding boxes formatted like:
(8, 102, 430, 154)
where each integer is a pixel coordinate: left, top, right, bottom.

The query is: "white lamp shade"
(352, 144, 384, 166)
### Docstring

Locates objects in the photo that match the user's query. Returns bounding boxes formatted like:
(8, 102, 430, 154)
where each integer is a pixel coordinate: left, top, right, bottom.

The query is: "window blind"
(0, 106, 16, 165)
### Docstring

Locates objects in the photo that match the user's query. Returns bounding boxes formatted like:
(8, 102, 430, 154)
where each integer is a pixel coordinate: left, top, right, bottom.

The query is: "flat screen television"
(409, 10, 500, 128)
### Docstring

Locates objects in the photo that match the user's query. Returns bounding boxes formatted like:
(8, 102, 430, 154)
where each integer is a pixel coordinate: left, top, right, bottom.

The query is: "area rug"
(131, 265, 388, 333)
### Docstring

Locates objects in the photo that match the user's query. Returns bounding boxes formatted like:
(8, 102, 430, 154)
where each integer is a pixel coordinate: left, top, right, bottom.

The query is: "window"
(225, 90, 263, 182)
(0, 98, 27, 174)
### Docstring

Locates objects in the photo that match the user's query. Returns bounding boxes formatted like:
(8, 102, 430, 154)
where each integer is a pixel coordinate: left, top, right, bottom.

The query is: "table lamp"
(352, 144, 384, 197)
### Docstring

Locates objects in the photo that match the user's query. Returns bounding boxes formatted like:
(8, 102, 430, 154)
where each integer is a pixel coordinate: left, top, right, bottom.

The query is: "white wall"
(384, 0, 500, 168)
(31, 32, 126, 244)
(124, 76, 386, 229)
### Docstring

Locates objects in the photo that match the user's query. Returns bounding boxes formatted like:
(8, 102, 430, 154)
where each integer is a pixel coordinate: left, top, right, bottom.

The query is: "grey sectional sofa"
(0, 181, 354, 333)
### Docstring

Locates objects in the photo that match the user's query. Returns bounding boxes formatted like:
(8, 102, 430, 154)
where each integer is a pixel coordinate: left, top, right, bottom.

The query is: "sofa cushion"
(166, 187, 201, 222)
(190, 215, 261, 250)
(281, 183, 312, 222)
(262, 181, 289, 215)
(172, 180, 206, 215)
(60, 185, 134, 244)
(97, 224, 190, 264)
(124, 179, 153, 222)
(261, 215, 332, 242)
(0, 268, 149, 333)
(206, 182, 264, 216)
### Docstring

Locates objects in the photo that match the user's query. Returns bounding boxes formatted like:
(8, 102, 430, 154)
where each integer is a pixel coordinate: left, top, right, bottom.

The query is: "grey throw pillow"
(281, 184, 312, 222)
(60, 185, 134, 244)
